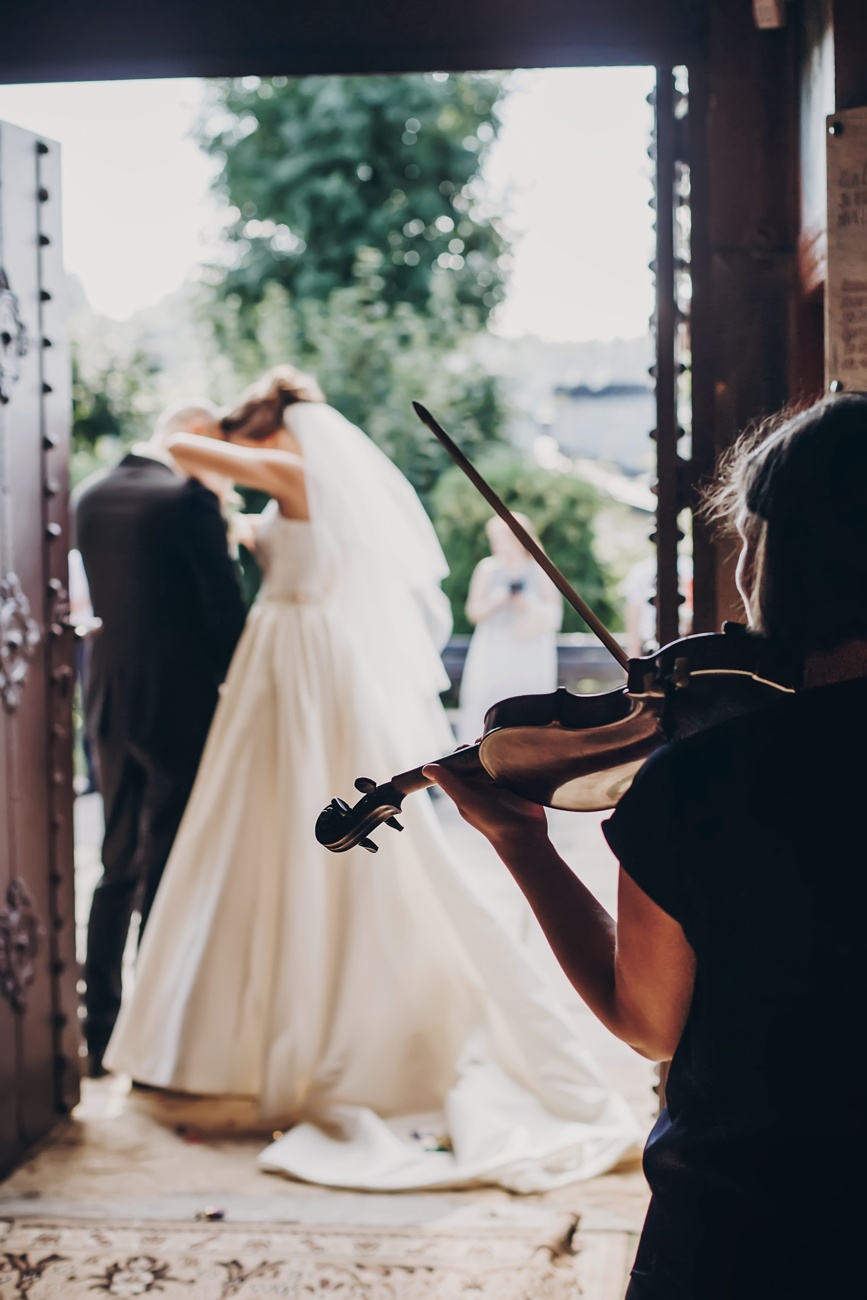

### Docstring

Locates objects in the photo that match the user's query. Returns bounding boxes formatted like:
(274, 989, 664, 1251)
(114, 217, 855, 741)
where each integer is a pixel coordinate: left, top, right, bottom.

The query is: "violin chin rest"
(477, 714, 664, 812)
(544, 756, 648, 811)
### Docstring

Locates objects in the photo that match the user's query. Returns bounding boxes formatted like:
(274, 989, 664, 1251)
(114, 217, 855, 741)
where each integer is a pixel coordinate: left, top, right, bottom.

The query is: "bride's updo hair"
(220, 365, 325, 442)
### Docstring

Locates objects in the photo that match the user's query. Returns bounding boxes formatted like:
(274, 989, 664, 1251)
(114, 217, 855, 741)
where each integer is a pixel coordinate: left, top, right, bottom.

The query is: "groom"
(74, 402, 247, 1075)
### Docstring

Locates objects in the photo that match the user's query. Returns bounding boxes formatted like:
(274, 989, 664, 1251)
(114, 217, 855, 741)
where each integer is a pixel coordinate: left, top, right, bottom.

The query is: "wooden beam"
(833, 0, 867, 112)
(0, 0, 704, 85)
(690, 2, 797, 630)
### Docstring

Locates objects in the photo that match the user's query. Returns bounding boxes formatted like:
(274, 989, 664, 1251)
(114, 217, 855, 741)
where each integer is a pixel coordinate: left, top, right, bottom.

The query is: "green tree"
(197, 71, 512, 504)
(431, 454, 620, 636)
(71, 345, 161, 487)
(207, 276, 505, 506)
(199, 73, 507, 325)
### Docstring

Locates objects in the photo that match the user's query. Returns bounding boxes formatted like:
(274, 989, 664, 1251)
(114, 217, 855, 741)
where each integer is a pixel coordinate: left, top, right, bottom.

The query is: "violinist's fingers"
(422, 762, 456, 790)
(422, 763, 488, 807)
(422, 763, 548, 846)
(423, 762, 489, 791)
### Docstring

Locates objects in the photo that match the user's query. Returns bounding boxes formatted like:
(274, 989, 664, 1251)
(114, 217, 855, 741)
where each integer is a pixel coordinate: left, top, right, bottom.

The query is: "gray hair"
(153, 399, 219, 437)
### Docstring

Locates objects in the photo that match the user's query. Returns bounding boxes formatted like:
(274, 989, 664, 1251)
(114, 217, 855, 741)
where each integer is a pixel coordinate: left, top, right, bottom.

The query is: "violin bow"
(413, 402, 629, 672)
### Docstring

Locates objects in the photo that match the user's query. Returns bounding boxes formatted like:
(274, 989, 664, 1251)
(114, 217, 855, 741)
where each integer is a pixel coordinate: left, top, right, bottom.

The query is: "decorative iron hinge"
(0, 878, 44, 1013)
(1, 573, 42, 712)
(0, 268, 29, 405)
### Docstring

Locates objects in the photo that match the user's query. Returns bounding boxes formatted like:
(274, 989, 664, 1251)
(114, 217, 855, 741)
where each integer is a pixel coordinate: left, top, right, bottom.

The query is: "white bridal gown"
(105, 417, 639, 1193)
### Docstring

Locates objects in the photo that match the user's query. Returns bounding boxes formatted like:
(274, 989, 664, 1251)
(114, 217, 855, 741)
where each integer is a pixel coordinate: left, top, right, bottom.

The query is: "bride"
(104, 366, 640, 1192)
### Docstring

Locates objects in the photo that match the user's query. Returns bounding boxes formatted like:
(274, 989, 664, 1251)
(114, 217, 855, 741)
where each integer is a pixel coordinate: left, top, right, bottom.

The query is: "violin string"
(413, 402, 629, 671)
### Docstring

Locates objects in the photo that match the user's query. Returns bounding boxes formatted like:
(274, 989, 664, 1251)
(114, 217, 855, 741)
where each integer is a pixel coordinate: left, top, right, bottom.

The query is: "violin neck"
(390, 742, 483, 798)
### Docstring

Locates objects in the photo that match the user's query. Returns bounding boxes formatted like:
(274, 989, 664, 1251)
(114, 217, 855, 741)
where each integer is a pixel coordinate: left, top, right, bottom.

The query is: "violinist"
(425, 394, 867, 1299)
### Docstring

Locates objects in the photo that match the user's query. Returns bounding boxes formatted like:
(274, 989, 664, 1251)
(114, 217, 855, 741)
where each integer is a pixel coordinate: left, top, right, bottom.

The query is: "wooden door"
(0, 119, 78, 1176)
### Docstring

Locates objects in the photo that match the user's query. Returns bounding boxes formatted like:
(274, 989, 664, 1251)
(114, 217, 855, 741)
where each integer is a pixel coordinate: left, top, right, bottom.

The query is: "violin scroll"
(316, 747, 483, 854)
(316, 777, 413, 853)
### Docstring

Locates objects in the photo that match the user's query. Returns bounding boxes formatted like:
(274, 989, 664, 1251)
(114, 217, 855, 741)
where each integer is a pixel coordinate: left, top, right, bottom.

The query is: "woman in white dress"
(105, 367, 639, 1192)
(459, 515, 562, 744)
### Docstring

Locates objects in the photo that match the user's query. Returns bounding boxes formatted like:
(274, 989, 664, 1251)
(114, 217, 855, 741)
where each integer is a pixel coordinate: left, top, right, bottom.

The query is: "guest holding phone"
(458, 513, 562, 743)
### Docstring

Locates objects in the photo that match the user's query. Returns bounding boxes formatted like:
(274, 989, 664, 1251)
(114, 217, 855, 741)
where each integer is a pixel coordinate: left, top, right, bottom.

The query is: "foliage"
(196, 71, 512, 505)
(71, 345, 161, 487)
(198, 73, 508, 326)
(205, 276, 506, 506)
(431, 453, 620, 636)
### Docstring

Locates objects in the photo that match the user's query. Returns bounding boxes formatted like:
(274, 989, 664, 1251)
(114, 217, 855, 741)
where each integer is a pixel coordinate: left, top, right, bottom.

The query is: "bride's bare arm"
(166, 434, 308, 516)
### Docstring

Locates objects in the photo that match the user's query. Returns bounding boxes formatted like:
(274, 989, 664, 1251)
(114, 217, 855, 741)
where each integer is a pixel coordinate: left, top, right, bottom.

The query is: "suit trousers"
(83, 723, 205, 1063)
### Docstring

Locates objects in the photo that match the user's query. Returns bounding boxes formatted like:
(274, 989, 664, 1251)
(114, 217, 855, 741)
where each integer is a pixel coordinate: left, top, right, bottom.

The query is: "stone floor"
(0, 793, 654, 1297)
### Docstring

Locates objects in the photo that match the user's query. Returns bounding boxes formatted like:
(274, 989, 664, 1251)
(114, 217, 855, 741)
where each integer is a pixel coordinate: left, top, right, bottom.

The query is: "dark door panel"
(0, 118, 78, 1177)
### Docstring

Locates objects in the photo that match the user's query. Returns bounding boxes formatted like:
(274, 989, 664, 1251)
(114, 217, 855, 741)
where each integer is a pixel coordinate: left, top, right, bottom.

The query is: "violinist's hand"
(422, 761, 549, 852)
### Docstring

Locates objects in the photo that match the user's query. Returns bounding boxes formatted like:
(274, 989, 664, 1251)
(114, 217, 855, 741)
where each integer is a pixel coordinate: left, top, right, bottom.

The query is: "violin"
(315, 405, 800, 854)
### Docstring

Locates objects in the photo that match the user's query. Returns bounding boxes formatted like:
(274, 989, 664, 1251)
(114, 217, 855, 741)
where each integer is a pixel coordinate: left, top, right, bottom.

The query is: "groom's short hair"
(153, 400, 219, 437)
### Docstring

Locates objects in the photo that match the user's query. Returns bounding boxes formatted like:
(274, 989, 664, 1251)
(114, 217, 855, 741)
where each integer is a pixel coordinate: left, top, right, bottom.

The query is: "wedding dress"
(105, 402, 640, 1192)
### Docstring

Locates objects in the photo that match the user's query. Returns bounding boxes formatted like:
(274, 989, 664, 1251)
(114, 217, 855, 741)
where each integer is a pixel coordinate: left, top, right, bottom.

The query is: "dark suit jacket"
(75, 453, 247, 774)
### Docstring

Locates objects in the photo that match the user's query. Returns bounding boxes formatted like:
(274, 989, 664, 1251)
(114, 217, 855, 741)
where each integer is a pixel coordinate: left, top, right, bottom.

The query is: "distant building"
(551, 381, 656, 474)
(476, 332, 656, 475)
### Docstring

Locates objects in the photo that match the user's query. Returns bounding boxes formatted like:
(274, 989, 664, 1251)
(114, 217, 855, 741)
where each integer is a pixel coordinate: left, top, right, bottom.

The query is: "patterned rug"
(0, 1216, 633, 1298)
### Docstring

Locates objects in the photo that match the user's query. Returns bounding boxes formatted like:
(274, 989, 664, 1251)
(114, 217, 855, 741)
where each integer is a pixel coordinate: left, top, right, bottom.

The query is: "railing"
(441, 633, 628, 706)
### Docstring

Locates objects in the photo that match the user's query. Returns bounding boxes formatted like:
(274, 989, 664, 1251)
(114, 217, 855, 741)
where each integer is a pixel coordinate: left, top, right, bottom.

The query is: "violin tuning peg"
(354, 777, 377, 794)
(332, 797, 351, 815)
(385, 817, 404, 832)
(359, 836, 379, 854)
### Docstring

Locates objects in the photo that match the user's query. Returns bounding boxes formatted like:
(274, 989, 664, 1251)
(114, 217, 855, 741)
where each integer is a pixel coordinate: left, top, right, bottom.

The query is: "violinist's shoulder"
(633, 705, 768, 791)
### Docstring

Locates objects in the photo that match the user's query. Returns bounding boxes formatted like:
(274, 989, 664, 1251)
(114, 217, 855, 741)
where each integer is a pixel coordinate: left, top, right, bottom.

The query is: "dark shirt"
(604, 677, 867, 1295)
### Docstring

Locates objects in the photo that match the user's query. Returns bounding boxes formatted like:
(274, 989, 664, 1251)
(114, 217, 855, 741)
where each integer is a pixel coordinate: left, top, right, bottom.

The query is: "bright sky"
(0, 68, 655, 341)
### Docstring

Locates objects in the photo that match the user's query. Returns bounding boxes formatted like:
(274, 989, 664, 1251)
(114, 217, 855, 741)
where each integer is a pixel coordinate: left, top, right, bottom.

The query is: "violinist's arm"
(166, 434, 306, 513)
(423, 764, 696, 1061)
